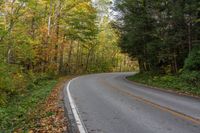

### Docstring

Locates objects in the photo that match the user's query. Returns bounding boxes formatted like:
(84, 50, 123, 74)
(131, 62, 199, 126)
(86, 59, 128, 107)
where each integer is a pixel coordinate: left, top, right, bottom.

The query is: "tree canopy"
(115, 0, 200, 73)
(0, 0, 135, 105)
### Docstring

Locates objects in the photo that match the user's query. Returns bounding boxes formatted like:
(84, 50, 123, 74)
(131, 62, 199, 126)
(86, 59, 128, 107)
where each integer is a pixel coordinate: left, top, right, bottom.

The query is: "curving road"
(67, 73, 200, 133)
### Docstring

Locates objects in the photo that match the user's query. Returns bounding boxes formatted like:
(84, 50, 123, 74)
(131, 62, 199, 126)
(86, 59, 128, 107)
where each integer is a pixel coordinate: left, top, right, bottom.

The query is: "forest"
(0, 0, 136, 105)
(0, 0, 200, 132)
(115, 0, 200, 95)
(0, 0, 136, 131)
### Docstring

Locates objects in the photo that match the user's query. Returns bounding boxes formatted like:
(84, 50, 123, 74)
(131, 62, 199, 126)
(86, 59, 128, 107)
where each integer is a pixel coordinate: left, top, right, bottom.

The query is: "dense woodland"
(0, 0, 200, 131)
(115, 0, 200, 73)
(0, 0, 199, 105)
(115, 0, 200, 90)
(0, 0, 136, 105)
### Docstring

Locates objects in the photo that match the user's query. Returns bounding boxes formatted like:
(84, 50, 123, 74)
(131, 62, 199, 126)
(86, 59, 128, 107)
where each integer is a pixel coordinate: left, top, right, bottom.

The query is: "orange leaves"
(30, 77, 71, 133)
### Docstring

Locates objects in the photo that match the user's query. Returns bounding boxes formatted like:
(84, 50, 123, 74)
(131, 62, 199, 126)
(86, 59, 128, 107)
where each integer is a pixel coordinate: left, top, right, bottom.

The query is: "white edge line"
(66, 78, 87, 133)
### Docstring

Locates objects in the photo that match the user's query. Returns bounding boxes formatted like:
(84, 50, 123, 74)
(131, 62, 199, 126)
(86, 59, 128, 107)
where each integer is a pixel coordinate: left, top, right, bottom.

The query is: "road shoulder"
(28, 77, 73, 133)
(125, 76, 200, 99)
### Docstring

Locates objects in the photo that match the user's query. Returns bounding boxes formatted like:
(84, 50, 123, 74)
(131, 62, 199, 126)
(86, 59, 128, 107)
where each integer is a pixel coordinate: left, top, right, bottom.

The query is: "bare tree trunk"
(80, 45, 84, 73)
(85, 48, 92, 72)
(138, 58, 145, 73)
(48, 0, 53, 36)
(55, 0, 61, 69)
(120, 59, 122, 72)
(188, 21, 192, 53)
(173, 50, 178, 73)
(6, 0, 15, 64)
(67, 40, 73, 74)
(76, 41, 80, 73)
(31, 17, 36, 40)
(4, 0, 8, 30)
(59, 37, 64, 74)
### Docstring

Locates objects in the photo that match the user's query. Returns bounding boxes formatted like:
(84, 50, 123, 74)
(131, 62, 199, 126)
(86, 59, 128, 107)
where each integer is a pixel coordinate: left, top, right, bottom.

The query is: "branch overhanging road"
(65, 72, 200, 133)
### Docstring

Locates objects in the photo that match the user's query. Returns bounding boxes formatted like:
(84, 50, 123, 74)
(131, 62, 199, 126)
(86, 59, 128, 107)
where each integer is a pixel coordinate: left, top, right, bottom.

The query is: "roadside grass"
(29, 76, 71, 133)
(0, 78, 58, 132)
(128, 72, 200, 97)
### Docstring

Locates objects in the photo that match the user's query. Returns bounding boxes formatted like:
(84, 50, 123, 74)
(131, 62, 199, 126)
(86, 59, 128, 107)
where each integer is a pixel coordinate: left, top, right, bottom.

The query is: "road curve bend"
(66, 72, 200, 133)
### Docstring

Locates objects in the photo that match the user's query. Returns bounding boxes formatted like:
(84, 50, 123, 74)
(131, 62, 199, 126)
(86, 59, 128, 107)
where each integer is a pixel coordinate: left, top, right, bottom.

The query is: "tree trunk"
(31, 17, 36, 40)
(48, 0, 53, 36)
(55, 0, 61, 64)
(76, 41, 80, 73)
(6, 0, 15, 64)
(59, 39, 64, 74)
(138, 58, 145, 73)
(188, 21, 192, 53)
(85, 48, 92, 72)
(67, 41, 73, 74)
(172, 51, 178, 74)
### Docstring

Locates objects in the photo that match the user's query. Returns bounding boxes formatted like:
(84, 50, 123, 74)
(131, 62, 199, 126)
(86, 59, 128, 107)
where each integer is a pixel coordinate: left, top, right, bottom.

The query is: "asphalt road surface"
(68, 73, 200, 133)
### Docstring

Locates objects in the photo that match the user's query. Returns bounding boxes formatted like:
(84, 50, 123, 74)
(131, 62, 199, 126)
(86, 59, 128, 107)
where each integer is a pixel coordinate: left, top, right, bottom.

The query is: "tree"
(115, 0, 200, 74)
(0, 0, 135, 105)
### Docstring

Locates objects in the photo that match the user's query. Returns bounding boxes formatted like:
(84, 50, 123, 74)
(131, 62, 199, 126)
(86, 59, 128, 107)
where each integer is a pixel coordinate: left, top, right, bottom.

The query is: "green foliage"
(115, 0, 200, 96)
(0, 62, 27, 105)
(0, 0, 134, 106)
(0, 79, 57, 132)
(128, 72, 200, 96)
(184, 46, 200, 71)
(181, 46, 200, 88)
(115, 0, 200, 73)
(0, 0, 134, 131)
(64, 1, 98, 42)
(181, 71, 200, 87)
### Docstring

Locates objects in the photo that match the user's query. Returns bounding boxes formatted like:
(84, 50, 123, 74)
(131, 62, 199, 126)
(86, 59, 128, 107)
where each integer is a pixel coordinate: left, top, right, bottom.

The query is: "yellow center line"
(100, 79, 200, 125)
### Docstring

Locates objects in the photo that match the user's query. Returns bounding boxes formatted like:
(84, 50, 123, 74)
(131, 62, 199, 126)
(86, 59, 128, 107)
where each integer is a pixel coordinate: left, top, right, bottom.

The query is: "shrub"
(184, 45, 200, 71)
(181, 71, 200, 87)
(0, 63, 14, 105)
(0, 62, 28, 105)
(182, 45, 200, 88)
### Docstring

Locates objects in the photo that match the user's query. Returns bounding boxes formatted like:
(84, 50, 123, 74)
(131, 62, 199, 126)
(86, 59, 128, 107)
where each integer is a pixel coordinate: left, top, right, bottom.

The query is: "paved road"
(68, 73, 200, 133)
